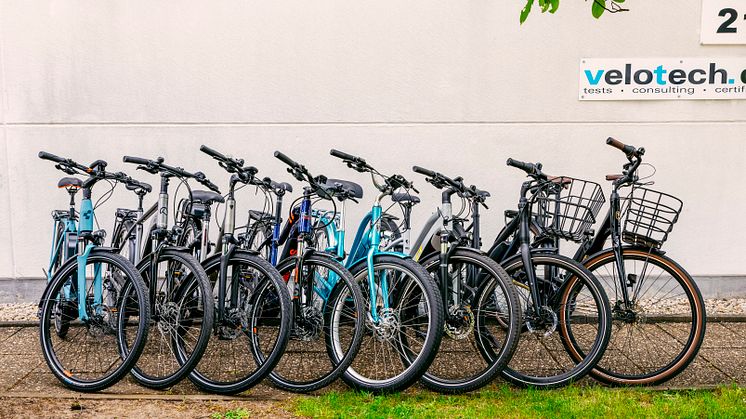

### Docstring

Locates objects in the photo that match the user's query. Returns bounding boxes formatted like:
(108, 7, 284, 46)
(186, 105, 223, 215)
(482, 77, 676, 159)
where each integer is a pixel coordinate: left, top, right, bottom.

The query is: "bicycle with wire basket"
(473, 158, 613, 388)
(555, 138, 705, 386)
(38, 151, 151, 392)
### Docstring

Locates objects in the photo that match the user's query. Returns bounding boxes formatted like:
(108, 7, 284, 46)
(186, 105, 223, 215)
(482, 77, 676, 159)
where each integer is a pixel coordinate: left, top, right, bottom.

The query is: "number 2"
(716, 8, 738, 33)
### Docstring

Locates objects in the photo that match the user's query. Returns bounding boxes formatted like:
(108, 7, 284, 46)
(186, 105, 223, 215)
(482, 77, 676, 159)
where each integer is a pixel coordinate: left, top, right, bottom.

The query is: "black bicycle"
(118, 156, 217, 389)
(425, 159, 613, 388)
(560, 138, 706, 385)
(244, 151, 367, 393)
(163, 145, 293, 395)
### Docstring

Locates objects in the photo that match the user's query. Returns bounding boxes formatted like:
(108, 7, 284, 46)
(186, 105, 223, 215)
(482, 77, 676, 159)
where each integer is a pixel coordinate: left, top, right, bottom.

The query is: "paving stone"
(701, 323, 745, 349)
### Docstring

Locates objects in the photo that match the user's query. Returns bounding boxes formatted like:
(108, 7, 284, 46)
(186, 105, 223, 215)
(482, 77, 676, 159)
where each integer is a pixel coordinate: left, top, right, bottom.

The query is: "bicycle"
(38, 151, 150, 392)
(119, 155, 217, 389)
(159, 144, 292, 394)
(562, 138, 706, 385)
(242, 150, 366, 393)
(460, 158, 613, 388)
(298, 149, 445, 393)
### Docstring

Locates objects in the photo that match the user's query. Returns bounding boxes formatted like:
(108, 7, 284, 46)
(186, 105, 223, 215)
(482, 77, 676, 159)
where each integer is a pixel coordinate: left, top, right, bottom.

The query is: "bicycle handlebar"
(606, 137, 644, 158)
(122, 156, 151, 166)
(412, 166, 437, 178)
(274, 151, 299, 169)
(330, 149, 359, 162)
(506, 158, 541, 176)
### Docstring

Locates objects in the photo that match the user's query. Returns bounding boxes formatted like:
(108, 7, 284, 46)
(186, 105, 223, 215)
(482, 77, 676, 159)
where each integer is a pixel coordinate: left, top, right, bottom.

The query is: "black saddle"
(323, 178, 363, 200)
(191, 190, 225, 204)
(58, 177, 82, 189)
(392, 192, 420, 204)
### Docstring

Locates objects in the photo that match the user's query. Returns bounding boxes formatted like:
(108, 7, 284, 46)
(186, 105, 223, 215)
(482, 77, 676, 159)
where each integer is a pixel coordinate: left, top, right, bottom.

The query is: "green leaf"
(539, 0, 550, 12)
(615, 0, 625, 3)
(549, 0, 559, 13)
(592, 0, 606, 18)
(520, 0, 535, 24)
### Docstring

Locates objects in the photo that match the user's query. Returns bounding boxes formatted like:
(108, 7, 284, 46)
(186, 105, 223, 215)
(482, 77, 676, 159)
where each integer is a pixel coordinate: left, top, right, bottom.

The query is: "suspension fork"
(517, 190, 544, 315)
(367, 201, 386, 323)
(270, 193, 284, 266)
(438, 188, 458, 310)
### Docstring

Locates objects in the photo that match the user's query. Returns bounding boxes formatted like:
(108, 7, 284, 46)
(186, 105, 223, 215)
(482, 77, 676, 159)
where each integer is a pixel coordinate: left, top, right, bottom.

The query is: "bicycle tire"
(187, 251, 292, 394)
(418, 249, 521, 393)
(495, 253, 612, 388)
(576, 247, 706, 386)
(39, 251, 150, 392)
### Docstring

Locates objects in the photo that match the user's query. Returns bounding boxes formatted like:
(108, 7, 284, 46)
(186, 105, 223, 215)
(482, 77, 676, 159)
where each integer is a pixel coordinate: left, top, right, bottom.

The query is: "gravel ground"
(2, 299, 745, 322)
(0, 303, 38, 322)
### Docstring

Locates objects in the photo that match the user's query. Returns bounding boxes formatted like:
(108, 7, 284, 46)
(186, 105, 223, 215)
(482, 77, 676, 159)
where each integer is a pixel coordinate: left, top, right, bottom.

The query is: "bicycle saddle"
(249, 210, 272, 221)
(391, 192, 421, 204)
(323, 178, 364, 199)
(58, 177, 83, 189)
(191, 190, 225, 204)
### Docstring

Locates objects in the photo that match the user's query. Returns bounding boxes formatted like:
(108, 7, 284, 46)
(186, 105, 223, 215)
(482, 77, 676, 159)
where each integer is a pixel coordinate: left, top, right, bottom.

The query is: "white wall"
(0, 1, 744, 281)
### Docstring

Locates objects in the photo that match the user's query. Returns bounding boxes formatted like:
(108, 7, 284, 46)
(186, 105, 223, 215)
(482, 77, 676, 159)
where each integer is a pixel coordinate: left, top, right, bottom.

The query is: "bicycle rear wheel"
(39, 252, 150, 392)
(577, 248, 706, 386)
(494, 253, 612, 388)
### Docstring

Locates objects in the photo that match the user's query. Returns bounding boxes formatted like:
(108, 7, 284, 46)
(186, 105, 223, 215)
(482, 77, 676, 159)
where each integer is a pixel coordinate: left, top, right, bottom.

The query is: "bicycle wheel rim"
(40, 253, 148, 390)
(419, 252, 520, 391)
(579, 249, 705, 384)
(497, 254, 611, 387)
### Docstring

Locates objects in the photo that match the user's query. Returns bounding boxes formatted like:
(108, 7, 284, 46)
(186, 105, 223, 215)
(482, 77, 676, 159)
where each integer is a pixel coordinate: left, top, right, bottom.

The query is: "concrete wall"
(0, 1, 744, 298)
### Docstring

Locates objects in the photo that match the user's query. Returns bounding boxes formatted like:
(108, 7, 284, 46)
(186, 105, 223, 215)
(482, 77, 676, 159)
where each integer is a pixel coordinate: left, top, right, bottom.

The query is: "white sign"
(701, 0, 746, 44)
(579, 58, 746, 101)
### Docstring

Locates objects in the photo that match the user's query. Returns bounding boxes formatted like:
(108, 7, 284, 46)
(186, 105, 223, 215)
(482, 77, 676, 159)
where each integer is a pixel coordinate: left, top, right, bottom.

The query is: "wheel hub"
(445, 305, 474, 340)
(372, 308, 400, 341)
(156, 302, 180, 335)
(291, 306, 323, 341)
(525, 305, 558, 337)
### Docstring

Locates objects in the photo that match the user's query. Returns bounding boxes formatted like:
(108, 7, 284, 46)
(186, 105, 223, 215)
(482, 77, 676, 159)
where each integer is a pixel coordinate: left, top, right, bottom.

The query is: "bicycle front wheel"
(263, 253, 365, 393)
(124, 249, 214, 389)
(418, 249, 521, 393)
(187, 251, 292, 394)
(496, 253, 612, 388)
(342, 255, 444, 393)
(39, 251, 150, 392)
(578, 248, 706, 386)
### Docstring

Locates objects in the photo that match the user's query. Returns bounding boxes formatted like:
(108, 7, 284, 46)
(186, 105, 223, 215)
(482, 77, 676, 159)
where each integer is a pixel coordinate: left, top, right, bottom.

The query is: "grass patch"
(211, 407, 250, 419)
(293, 385, 746, 418)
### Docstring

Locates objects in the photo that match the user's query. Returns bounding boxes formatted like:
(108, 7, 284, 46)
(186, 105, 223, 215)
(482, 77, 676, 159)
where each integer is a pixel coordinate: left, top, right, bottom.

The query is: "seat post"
(67, 188, 79, 219)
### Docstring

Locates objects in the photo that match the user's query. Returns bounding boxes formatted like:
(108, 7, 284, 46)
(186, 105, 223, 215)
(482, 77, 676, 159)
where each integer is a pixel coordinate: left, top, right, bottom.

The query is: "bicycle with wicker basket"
(523, 138, 705, 386)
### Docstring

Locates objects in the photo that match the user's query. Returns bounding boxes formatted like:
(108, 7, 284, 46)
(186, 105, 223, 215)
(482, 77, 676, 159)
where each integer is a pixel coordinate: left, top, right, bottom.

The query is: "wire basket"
(534, 177, 606, 242)
(622, 187, 683, 249)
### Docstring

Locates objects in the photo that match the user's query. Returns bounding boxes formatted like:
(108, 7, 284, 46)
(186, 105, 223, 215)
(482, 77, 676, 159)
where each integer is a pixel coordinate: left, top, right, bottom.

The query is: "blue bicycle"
(255, 150, 445, 393)
(38, 151, 151, 392)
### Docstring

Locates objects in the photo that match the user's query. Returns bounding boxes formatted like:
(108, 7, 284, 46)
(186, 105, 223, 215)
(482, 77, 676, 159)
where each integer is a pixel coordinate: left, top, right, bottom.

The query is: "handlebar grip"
(38, 151, 66, 163)
(330, 149, 357, 161)
(200, 144, 227, 161)
(506, 158, 536, 174)
(605, 137, 626, 151)
(123, 156, 151, 166)
(606, 137, 637, 156)
(412, 166, 437, 177)
(274, 151, 298, 168)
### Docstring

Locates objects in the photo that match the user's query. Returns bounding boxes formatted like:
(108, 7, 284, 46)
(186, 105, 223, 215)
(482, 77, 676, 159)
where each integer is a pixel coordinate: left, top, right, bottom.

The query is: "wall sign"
(579, 58, 746, 101)
(701, 0, 746, 44)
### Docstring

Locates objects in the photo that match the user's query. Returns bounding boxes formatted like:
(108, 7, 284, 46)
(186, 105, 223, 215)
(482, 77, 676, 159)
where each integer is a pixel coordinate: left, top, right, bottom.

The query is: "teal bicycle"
(38, 151, 151, 392)
(306, 150, 445, 393)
